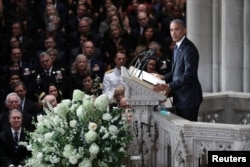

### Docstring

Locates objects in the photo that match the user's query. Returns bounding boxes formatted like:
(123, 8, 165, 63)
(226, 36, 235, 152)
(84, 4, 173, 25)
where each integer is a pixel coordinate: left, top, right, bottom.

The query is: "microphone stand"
(137, 49, 156, 78)
(138, 57, 150, 79)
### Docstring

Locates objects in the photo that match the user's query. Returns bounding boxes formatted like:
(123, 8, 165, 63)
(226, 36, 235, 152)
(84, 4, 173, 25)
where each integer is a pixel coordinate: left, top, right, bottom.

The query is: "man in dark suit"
(153, 19, 203, 121)
(82, 40, 105, 81)
(0, 109, 30, 166)
(12, 81, 40, 117)
(0, 92, 33, 132)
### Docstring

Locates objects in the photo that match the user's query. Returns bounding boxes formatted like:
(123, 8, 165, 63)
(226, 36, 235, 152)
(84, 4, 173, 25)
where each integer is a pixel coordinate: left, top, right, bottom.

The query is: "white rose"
(102, 113, 112, 121)
(85, 130, 97, 143)
(76, 106, 85, 120)
(63, 144, 74, 158)
(36, 152, 43, 162)
(99, 126, 107, 133)
(49, 155, 60, 164)
(94, 94, 109, 111)
(37, 137, 44, 143)
(44, 132, 53, 140)
(109, 125, 119, 135)
(102, 132, 109, 139)
(37, 114, 44, 122)
(70, 120, 77, 128)
(88, 122, 97, 131)
(69, 155, 78, 164)
(26, 144, 32, 151)
(79, 158, 92, 167)
(119, 147, 125, 153)
(89, 143, 100, 155)
(111, 115, 120, 123)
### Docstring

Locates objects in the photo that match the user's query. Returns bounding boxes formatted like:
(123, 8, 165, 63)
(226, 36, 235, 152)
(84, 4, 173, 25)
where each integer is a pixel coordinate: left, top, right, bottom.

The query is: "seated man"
(0, 92, 33, 132)
(38, 94, 58, 115)
(120, 97, 133, 124)
(0, 109, 31, 166)
(102, 51, 127, 99)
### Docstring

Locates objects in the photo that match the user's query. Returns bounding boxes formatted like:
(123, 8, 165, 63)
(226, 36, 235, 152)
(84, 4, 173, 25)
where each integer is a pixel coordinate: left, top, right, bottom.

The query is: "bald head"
(43, 94, 57, 108)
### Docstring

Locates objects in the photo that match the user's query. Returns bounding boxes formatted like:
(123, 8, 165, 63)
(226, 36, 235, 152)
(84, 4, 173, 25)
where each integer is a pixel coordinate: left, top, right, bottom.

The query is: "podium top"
(121, 66, 166, 102)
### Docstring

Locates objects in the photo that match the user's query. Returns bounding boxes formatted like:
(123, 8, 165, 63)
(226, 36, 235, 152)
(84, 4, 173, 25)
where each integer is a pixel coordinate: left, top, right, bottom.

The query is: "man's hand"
(153, 84, 171, 95)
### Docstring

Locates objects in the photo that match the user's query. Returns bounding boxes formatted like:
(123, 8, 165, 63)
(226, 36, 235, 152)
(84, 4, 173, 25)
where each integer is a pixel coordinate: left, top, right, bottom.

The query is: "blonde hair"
(71, 54, 88, 74)
(113, 84, 125, 101)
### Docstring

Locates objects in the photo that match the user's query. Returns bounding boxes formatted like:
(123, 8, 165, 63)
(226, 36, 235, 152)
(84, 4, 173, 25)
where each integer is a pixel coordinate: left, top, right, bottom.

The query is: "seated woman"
(144, 57, 158, 74)
(82, 71, 102, 97)
(110, 84, 125, 108)
(69, 54, 89, 95)
(47, 83, 63, 103)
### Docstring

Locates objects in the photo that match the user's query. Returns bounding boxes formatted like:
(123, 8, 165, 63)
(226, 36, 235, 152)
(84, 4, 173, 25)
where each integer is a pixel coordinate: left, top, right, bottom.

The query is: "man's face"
(40, 54, 53, 70)
(14, 85, 26, 99)
(115, 53, 127, 68)
(12, 23, 22, 37)
(83, 41, 94, 57)
(9, 111, 22, 130)
(11, 48, 22, 62)
(137, 12, 149, 27)
(44, 37, 55, 49)
(170, 22, 186, 42)
(77, 5, 87, 18)
(6, 96, 20, 110)
(78, 20, 90, 34)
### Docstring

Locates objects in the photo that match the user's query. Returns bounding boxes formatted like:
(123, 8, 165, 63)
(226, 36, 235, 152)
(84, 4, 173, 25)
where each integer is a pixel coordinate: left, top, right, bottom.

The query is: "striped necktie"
(14, 131, 18, 143)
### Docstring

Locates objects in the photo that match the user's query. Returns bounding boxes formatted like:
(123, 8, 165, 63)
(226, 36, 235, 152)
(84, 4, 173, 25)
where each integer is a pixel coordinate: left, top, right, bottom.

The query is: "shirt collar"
(176, 35, 186, 48)
(11, 127, 21, 134)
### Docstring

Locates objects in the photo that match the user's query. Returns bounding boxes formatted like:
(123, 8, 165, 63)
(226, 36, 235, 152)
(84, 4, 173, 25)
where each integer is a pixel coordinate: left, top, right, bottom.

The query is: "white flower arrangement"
(24, 90, 132, 167)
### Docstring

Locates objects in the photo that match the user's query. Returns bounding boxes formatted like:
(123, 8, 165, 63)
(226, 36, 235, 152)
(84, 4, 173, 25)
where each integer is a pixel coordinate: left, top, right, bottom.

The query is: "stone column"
(212, 0, 221, 92)
(187, 0, 213, 92)
(243, 0, 250, 92)
(221, 0, 244, 91)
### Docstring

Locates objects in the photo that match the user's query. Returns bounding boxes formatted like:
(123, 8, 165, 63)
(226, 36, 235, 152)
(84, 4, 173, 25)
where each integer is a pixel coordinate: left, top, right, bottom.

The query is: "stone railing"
(127, 92, 250, 167)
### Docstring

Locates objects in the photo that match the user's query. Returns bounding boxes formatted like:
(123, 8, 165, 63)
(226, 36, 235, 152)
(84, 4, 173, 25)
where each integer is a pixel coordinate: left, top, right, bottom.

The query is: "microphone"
(137, 49, 156, 78)
(140, 49, 156, 60)
(129, 49, 156, 68)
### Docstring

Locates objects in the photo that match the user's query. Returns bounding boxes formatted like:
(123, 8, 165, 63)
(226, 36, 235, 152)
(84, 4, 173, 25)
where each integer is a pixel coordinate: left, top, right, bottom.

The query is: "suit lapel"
(171, 38, 187, 72)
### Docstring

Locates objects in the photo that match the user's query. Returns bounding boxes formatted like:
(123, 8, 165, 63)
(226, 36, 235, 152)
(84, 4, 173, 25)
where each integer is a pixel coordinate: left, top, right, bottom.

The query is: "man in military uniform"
(29, 52, 69, 101)
(102, 51, 127, 99)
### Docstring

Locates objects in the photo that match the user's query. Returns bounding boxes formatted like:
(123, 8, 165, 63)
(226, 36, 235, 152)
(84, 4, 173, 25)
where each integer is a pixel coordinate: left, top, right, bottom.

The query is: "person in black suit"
(12, 81, 40, 117)
(153, 19, 203, 121)
(0, 92, 33, 132)
(0, 109, 30, 166)
(82, 40, 105, 81)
